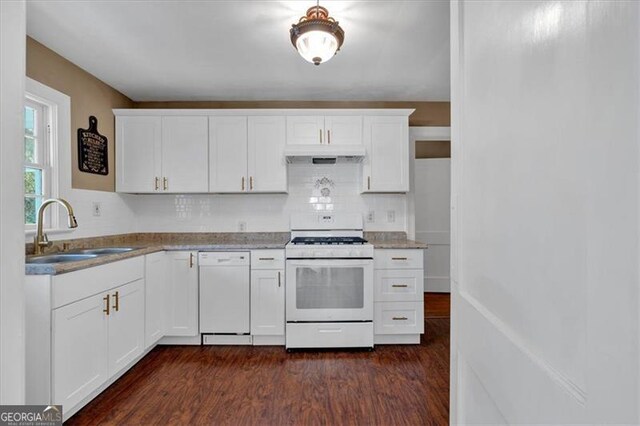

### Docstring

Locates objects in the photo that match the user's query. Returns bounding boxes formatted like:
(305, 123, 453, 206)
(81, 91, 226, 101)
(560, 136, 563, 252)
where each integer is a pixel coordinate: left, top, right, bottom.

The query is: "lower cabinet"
(164, 251, 199, 336)
(52, 291, 109, 411)
(51, 278, 144, 414)
(145, 251, 167, 347)
(373, 249, 425, 344)
(250, 250, 285, 344)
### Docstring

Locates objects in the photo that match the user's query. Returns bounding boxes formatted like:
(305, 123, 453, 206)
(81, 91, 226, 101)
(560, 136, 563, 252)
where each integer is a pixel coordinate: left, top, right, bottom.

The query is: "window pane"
(24, 167, 43, 196)
(24, 106, 36, 136)
(24, 196, 43, 225)
(25, 135, 36, 163)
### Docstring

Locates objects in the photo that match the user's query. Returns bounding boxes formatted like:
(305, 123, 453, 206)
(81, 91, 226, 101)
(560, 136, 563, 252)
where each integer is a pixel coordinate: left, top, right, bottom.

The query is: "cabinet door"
(165, 251, 199, 336)
(161, 116, 209, 193)
(209, 117, 248, 192)
(52, 292, 108, 409)
(116, 116, 162, 193)
(325, 116, 363, 146)
(286, 116, 324, 145)
(145, 251, 167, 348)
(107, 279, 145, 377)
(247, 116, 287, 193)
(362, 116, 409, 192)
(251, 269, 285, 336)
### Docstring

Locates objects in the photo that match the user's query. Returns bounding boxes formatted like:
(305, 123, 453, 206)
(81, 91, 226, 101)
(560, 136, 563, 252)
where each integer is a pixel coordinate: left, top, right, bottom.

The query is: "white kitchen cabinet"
(286, 115, 362, 146)
(325, 116, 363, 145)
(362, 116, 409, 192)
(209, 116, 248, 192)
(248, 116, 287, 192)
(250, 250, 285, 345)
(116, 115, 208, 193)
(116, 116, 162, 193)
(165, 251, 199, 336)
(373, 249, 424, 344)
(107, 279, 145, 376)
(210, 116, 287, 193)
(52, 291, 109, 411)
(161, 116, 209, 193)
(144, 251, 166, 348)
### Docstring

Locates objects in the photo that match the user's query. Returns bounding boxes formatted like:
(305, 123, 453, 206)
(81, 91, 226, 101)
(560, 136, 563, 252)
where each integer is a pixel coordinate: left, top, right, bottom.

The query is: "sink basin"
(70, 247, 137, 255)
(26, 253, 99, 264)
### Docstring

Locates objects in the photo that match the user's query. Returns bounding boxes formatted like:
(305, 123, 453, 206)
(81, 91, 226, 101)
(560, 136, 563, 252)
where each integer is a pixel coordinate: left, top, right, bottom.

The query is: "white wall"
(0, 0, 26, 404)
(415, 158, 450, 292)
(451, 1, 640, 424)
(131, 163, 407, 233)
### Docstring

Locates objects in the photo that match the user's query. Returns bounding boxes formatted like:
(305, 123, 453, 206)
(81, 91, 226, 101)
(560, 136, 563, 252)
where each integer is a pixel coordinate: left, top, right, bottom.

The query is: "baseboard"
(374, 334, 421, 344)
(252, 335, 285, 346)
(202, 334, 252, 345)
(158, 335, 201, 345)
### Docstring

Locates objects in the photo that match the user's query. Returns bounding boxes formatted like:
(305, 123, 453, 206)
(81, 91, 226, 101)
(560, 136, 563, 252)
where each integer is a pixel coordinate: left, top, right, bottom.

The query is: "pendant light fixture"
(290, 1, 345, 66)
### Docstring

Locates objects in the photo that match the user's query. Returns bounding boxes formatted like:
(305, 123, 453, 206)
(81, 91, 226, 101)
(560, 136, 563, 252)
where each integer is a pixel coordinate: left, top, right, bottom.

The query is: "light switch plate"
(92, 202, 101, 217)
(366, 211, 375, 223)
(238, 221, 247, 232)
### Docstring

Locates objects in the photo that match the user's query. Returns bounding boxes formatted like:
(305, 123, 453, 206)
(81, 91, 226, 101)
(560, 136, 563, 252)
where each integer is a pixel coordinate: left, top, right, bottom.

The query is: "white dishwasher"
(199, 252, 250, 335)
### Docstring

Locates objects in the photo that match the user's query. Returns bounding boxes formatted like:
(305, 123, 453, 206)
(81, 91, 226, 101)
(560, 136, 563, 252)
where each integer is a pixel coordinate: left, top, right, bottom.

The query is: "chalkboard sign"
(77, 116, 108, 175)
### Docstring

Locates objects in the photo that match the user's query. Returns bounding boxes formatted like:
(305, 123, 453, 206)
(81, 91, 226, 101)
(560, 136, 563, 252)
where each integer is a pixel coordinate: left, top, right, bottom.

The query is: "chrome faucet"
(33, 198, 78, 255)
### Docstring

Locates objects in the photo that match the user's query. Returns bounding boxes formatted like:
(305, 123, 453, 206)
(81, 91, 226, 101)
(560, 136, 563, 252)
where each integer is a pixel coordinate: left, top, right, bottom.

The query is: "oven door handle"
(286, 259, 373, 268)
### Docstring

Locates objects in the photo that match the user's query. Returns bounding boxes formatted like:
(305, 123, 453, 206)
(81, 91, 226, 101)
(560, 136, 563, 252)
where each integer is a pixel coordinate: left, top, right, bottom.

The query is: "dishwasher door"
(199, 252, 250, 334)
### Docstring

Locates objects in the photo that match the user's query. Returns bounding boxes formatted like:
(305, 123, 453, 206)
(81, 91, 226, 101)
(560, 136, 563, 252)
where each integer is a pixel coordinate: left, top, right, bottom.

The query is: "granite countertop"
(25, 231, 426, 275)
(25, 232, 290, 276)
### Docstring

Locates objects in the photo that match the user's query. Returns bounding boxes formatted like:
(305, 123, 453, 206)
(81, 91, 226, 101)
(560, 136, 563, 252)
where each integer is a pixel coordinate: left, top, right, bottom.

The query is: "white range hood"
(284, 145, 366, 164)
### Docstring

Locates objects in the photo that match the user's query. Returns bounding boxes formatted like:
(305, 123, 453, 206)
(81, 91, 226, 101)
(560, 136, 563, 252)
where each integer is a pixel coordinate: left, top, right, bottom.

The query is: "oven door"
(286, 258, 373, 322)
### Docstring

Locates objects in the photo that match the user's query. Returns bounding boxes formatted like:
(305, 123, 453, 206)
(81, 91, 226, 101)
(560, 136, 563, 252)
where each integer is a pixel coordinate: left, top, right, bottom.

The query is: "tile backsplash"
(131, 163, 407, 233)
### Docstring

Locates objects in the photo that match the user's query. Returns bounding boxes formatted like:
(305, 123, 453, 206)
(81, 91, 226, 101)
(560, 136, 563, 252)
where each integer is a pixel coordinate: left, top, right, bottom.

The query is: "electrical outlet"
(238, 221, 247, 232)
(92, 202, 101, 217)
(387, 210, 395, 223)
(366, 211, 375, 223)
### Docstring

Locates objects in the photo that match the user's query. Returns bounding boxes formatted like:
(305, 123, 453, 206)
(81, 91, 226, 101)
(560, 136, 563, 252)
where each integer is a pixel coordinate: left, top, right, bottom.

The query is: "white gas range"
(285, 213, 374, 350)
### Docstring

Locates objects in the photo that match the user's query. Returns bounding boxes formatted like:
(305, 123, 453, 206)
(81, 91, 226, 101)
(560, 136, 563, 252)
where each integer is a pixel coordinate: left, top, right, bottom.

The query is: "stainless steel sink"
(26, 253, 99, 264)
(70, 247, 137, 255)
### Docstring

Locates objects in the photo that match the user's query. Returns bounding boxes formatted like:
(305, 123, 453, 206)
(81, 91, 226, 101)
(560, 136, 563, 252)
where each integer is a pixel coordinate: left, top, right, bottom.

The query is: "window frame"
(24, 80, 63, 234)
(24, 97, 53, 230)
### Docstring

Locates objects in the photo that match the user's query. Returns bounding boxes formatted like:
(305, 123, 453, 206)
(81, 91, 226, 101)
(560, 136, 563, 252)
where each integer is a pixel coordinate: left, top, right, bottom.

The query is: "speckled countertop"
(26, 231, 426, 275)
(26, 232, 290, 275)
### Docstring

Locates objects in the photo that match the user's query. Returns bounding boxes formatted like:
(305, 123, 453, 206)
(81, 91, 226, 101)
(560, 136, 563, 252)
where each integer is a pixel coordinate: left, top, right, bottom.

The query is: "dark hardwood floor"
(67, 294, 450, 426)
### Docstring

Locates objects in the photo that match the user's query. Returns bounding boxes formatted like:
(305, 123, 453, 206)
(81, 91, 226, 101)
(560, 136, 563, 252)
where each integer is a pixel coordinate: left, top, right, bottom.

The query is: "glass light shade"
(295, 30, 339, 65)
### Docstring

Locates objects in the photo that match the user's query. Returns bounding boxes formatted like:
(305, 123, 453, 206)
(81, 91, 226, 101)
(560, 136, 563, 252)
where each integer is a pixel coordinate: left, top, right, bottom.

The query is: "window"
(24, 97, 54, 228)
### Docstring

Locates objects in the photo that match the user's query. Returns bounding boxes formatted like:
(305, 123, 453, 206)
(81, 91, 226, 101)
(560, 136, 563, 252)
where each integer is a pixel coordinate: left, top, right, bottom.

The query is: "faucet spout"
(33, 198, 78, 255)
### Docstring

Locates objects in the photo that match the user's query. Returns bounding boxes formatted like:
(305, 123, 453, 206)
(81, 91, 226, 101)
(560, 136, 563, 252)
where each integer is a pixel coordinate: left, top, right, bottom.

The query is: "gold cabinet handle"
(392, 316, 408, 321)
(319, 129, 323, 144)
(163, 177, 168, 191)
(154, 177, 159, 191)
(189, 252, 194, 268)
(392, 284, 408, 288)
(250, 176, 253, 191)
(113, 291, 119, 312)
(278, 271, 281, 288)
(241, 176, 245, 191)
(392, 257, 408, 261)
(327, 129, 331, 144)
(259, 257, 275, 261)
(103, 294, 110, 316)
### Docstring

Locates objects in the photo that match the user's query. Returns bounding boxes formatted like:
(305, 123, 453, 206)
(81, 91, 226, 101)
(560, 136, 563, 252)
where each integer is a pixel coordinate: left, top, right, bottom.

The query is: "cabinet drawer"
(251, 250, 285, 269)
(286, 322, 373, 349)
(52, 256, 145, 309)
(374, 302, 424, 335)
(374, 249, 423, 270)
(375, 269, 423, 302)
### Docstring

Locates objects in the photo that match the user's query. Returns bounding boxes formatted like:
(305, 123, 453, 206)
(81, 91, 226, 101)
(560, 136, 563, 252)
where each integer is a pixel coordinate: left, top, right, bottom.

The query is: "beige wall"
(26, 37, 134, 192)
(135, 100, 450, 127)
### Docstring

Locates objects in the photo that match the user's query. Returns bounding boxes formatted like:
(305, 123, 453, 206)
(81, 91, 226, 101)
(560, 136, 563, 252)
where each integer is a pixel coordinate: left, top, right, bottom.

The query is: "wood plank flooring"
(67, 294, 450, 426)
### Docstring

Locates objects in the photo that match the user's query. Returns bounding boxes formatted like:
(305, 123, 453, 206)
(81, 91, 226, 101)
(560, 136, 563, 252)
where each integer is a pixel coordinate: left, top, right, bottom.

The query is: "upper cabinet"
(116, 116, 208, 193)
(114, 109, 411, 195)
(209, 116, 287, 193)
(362, 116, 410, 193)
(286, 115, 362, 146)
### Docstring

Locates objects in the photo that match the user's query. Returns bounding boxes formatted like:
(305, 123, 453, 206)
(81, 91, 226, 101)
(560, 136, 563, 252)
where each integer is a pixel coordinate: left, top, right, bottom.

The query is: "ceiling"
(26, 1, 450, 102)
